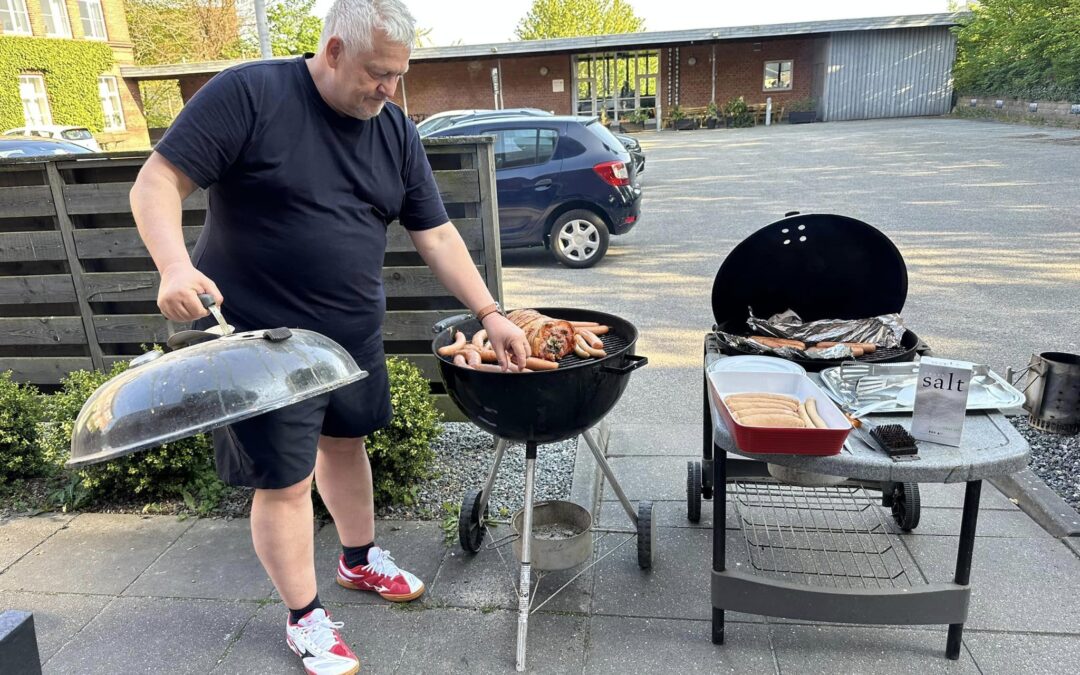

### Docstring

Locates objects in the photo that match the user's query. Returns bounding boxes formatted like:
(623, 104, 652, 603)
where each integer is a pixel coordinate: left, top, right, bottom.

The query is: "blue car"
(427, 115, 642, 268)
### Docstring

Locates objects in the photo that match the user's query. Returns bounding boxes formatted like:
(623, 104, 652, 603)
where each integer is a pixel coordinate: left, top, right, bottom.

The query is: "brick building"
(122, 12, 963, 131)
(0, 0, 149, 149)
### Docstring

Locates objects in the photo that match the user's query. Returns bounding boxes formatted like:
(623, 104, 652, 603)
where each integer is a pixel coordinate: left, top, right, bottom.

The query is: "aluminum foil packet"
(712, 331, 856, 360)
(746, 308, 907, 348)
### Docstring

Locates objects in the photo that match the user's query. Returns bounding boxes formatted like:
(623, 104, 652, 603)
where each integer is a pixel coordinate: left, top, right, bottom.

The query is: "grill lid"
(711, 213, 908, 328)
(67, 328, 367, 468)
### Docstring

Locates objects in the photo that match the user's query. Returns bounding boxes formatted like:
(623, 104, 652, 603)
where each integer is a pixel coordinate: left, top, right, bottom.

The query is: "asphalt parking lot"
(501, 117, 1080, 426)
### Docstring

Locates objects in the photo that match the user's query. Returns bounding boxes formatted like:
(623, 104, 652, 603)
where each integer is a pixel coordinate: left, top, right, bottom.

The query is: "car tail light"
(593, 160, 630, 187)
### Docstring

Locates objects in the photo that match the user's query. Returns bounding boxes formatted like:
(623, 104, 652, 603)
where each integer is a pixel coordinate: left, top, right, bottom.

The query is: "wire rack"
(730, 481, 918, 589)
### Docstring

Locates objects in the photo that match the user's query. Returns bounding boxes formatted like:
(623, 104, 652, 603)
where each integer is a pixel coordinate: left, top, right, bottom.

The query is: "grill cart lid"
(67, 328, 367, 468)
(711, 212, 908, 328)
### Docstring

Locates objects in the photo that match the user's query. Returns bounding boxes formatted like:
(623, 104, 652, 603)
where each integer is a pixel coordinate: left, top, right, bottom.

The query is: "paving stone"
(607, 423, 702, 457)
(398, 607, 587, 674)
(0, 591, 110, 662)
(310, 521, 447, 606)
(124, 519, 273, 601)
(0, 514, 192, 595)
(212, 601, 420, 675)
(771, 624, 979, 673)
(881, 506, 1053, 538)
(598, 499, 738, 530)
(601, 456, 701, 503)
(605, 367, 701, 427)
(428, 537, 593, 614)
(0, 514, 73, 574)
(916, 482, 1019, 510)
(591, 526, 762, 623)
(904, 535, 1080, 633)
(44, 597, 256, 675)
(965, 632, 1080, 674)
(1065, 536, 1080, 559)
(584, 616, 775, 674)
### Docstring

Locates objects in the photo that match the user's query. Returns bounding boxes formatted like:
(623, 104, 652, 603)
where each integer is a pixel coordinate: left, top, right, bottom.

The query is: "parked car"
(419, 108, 645, 174)
(0, 137, 94, 159)
(428, 115, 641, 268)
(3, 125, 101, 152)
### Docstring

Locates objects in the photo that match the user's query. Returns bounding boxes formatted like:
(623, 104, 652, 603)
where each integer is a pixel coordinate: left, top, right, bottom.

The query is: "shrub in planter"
(786, 97, 818, 124)
(706, 101, 720, 129)
(723, 96, 753, 128)
(0, 372, 45, 481)
(38, 361, 219, 503)
(366, 357, 443, 507)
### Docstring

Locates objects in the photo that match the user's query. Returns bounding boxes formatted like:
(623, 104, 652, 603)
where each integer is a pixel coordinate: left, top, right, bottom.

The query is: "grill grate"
(730, 481, 918, 589)
(436, 330, 631, 369)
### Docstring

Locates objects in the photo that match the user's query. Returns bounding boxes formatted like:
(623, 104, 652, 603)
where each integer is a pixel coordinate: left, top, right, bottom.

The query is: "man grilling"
(130, 1, 529, 673)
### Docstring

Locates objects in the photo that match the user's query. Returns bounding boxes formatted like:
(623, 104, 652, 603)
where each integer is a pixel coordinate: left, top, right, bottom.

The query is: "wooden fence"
(0, 137, 502, 418)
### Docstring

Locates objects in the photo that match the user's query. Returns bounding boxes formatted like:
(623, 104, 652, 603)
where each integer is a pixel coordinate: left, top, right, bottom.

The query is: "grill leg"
(479, 436, 509, 515)
(583, 427, 637, 526)
(712, 445, 727, 644)
(946, 480, 981, 660)
(516, 441, 538, 672)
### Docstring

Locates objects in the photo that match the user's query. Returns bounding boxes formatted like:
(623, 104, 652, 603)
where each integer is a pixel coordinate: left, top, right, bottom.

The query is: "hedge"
(0, 35, 115, 133)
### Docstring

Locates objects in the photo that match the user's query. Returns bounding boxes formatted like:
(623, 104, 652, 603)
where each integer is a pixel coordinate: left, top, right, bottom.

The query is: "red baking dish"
(707, 371, 852, 456)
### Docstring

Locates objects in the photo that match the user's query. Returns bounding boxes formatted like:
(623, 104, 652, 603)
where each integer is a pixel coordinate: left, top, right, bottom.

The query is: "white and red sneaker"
(336, 546, 425, 602)
(285, 608, 359, 675)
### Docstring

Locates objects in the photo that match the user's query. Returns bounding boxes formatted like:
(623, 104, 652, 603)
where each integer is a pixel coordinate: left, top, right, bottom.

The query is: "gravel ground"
(378, 422, 577, 521)
(1010, 416, 1080, 512)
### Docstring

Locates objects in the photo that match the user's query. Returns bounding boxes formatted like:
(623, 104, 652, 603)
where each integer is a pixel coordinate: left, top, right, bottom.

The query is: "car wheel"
(549, 210, 609, 268)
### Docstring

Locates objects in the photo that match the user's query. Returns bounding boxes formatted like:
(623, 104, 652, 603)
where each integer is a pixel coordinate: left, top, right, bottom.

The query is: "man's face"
(326, 30, 410, 120)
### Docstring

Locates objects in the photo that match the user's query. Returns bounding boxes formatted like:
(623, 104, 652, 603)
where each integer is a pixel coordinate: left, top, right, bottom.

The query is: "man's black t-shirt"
(156, 56, 448, 354)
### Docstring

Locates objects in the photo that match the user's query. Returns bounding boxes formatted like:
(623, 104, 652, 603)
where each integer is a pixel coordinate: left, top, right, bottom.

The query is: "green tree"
(515, 0, 645, 40)
(267, 0, 324, 56)
(953, 0, 1080, 100)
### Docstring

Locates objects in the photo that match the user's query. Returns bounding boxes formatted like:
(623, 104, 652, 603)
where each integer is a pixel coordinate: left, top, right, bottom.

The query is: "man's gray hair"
(320, 0, 417, 54)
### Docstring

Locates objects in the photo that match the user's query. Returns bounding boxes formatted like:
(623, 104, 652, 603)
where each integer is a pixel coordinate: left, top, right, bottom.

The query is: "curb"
(990, 468, 1080, 538)
(570, 420, 609, 516)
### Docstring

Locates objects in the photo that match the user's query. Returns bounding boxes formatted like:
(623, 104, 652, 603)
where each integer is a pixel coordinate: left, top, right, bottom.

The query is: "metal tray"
(820, 361, 1025, 413)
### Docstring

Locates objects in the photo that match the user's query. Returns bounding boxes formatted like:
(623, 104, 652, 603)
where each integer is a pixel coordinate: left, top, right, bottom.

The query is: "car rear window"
(61, 129, 93, 140)
(584, 120, 627, 157)
(493, 128, 559, 170)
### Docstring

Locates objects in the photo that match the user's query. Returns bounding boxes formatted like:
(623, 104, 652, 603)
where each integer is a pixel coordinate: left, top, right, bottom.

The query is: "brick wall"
(394, 54, 576, 118)
(677, 37, 817, 110)
(3, 0, 149, 149)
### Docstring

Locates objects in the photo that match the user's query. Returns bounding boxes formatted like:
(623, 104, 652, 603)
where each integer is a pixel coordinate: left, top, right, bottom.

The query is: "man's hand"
(482, 313, 529, 370)
(157, 262, 224, 322)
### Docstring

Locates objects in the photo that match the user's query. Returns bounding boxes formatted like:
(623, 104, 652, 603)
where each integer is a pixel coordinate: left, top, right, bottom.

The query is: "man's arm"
(130, 152, 222, 321)
(409, 222, 529, 368)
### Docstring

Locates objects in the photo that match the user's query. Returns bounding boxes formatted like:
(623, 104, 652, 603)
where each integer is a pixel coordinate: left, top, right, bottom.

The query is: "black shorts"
(211, 342, 392, 489)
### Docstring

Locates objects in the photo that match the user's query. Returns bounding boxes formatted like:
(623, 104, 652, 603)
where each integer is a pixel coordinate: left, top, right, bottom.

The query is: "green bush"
(367, 357, 443, 507)
(786, 97, 818, 113)
(0, 372, 45, 481)
(38, 362, 219, 504)
(723, 96, 754, 127)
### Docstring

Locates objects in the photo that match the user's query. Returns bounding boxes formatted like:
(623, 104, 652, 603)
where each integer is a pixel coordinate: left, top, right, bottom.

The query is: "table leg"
(946, 480, 982, 660)
(712, 443, 727, 644)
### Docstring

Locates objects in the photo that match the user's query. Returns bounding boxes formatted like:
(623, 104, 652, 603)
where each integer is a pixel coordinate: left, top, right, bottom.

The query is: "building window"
(40, 0, 73, 38)
(1, 0, 33, 35)
(77, 0, 107, 40)
(763, 60, 793, 91)
(19, 75, 53, 127)
(98, 76, 125, 131)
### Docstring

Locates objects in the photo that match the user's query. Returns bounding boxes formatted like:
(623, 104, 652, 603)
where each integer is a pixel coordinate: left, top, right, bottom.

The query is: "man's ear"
(325, 37, 346, 68)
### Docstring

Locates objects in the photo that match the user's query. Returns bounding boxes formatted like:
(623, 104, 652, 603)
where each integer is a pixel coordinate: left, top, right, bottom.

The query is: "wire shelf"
(730, 481, 918, 589)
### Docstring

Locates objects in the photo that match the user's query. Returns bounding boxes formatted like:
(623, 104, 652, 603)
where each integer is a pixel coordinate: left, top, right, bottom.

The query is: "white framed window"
(77, 0, 107, 40)
(763, 60, 793, 92)
(40, 0, 73, 38)
(98, 76, 125, 131)
(1, 0, 33, 35)
(19, 75, 53, 127)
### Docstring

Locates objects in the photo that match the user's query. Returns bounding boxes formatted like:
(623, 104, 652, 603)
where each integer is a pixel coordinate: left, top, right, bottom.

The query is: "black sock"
(288, 594, 323, 624)
(343, 542, 375, 568)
